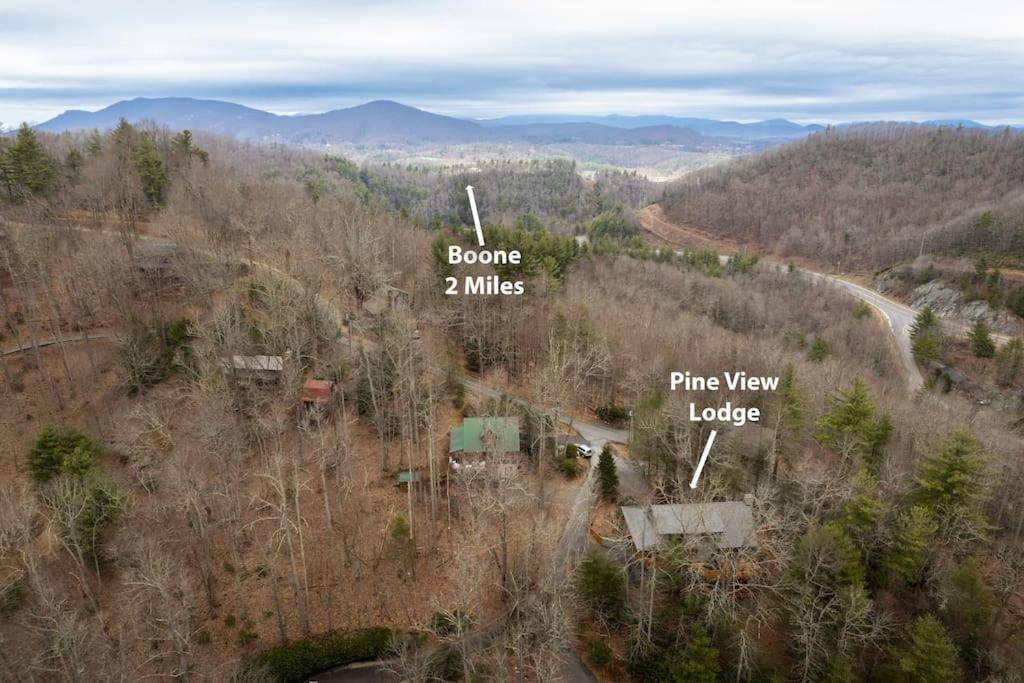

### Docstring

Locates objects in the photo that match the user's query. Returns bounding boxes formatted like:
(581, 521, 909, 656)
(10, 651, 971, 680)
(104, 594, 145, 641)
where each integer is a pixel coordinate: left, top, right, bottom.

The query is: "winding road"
(634, 203, 1024, 393)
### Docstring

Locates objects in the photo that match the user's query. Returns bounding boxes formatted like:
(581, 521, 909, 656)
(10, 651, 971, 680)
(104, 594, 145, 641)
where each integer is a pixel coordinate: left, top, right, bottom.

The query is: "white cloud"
(1, 0, 1022, 124)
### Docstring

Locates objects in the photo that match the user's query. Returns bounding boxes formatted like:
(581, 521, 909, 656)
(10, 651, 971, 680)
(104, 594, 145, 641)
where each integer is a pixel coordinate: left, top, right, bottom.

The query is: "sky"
(2, 0, 1023, 126)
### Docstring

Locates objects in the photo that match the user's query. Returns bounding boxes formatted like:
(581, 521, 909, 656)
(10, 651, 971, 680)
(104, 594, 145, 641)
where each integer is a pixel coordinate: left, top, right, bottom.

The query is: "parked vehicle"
(575, 444, 594, 458)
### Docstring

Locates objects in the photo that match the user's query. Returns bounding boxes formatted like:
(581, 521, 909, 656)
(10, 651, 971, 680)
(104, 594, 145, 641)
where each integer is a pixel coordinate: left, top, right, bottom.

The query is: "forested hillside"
(363, 159, 653, 233)
(662, 125, 1024, 268)
(1, 121, 1023, 682)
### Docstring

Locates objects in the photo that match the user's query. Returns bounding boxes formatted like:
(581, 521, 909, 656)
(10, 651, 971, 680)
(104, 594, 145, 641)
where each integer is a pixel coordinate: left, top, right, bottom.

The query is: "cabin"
(620, 498, 757, 561)
(300, 378, 333, 418)
(222, 355, 284, 383)
(300, 378, 333, 404)
(448, 416, 521, 476)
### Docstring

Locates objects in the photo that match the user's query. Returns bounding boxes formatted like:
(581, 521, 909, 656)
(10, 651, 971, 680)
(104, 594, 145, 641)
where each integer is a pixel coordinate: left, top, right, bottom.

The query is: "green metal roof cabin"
(449, 417, 521, 454)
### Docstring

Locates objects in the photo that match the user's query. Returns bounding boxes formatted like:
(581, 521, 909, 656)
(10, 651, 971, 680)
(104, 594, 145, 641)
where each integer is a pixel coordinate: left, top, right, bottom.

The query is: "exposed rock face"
(875, 275, 1020, 335)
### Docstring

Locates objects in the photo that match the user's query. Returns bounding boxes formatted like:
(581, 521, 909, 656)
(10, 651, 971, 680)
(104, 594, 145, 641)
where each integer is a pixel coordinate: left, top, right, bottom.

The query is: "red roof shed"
(301, 379, 333, 403)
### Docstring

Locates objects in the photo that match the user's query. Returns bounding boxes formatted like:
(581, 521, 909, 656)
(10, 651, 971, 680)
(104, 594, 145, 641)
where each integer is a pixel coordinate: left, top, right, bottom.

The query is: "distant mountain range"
(32, 97, 1021, 149)
(477, 114, 824, 139)
(33, 98, 778, 149)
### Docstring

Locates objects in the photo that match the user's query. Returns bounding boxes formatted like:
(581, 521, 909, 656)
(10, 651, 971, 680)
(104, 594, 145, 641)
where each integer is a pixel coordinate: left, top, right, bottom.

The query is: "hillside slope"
(662, 125, 1024, 268)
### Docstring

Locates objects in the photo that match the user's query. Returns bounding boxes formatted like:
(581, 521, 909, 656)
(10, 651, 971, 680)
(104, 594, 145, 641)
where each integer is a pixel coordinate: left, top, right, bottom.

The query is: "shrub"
(389, 515, 415, 576)
(1007, 287, 1024, 318)
(808, 334, 831, 362)
(729, 253, 759, 274)
(588, 205, 640, 244)
(0, 570, 25, 613)
(119, 316, 194, 393)
(554, 454, 579, 478)
(451, 381, 466, 410)
(27, 426, 99, 482)
(585, 638, 613, 671)
(853, 300, 872, 319)
(431, 610, 471, 637)
(995, 339, 1023, 386)
(683, 250, 722, 277)
(252, 627, 394, 682)
(594, 404, 630, 423)
(42, 474, 123, 565)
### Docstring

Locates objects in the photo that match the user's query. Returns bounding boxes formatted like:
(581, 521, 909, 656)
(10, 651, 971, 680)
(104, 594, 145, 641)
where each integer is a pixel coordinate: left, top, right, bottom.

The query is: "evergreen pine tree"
(945, 559, 993, 642)
(0, 123, 55, 201)
(912, 333, 941, 365)
(778, 362, 804, 429)
(26, 425, 99, 482)
(135, 134, 168, 205)
(884, 505, 936, 584)
(672, 627, 719, 683)
(912, 428, 990, 545)
(969, 320, 995, 358)
(841, 468, 887, 558)
(890, 614, 959, 683)
(910, 307, 944, 364)
(816, 378, 891, 467)
(577, 549, 625, 625)
(64, 147, 83, 183)
(597, 444, 618, 501)
(910, 307, 941, 339)
(913, 428, 987, 512)
(86, 131, 103, 156)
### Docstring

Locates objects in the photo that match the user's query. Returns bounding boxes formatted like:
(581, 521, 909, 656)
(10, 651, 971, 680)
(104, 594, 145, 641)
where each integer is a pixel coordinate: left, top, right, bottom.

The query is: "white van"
(575, 444, 594, 458)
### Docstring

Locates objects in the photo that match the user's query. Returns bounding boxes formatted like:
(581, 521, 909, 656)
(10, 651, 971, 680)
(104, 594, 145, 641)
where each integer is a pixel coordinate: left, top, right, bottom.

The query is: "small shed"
(300, 379, 333, 404)
(222, 355, 284, 383)
(397, 470, 421, 488)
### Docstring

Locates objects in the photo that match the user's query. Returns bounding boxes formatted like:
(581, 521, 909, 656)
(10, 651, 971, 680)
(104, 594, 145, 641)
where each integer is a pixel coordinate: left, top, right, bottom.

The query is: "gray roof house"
(620, 500, 757, 554)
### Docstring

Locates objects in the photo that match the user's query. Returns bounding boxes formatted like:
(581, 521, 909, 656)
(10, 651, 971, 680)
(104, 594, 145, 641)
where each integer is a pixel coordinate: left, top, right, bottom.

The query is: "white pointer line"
(465, 185, 485, 247)
(689, 429, 718, 489)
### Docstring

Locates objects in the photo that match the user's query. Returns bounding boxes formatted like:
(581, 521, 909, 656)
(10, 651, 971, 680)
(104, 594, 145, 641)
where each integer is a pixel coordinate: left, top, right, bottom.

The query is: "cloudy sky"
(2, 0, 1023, 126)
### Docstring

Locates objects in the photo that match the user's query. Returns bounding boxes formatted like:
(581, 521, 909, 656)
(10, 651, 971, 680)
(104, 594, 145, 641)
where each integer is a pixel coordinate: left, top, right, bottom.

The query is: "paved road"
(310, 656, 596, 683)
(640, 204, 1024, 393)
(802, 271, 925, 390)
(310, 662, 394, 682)
(640, 208, 927, 391)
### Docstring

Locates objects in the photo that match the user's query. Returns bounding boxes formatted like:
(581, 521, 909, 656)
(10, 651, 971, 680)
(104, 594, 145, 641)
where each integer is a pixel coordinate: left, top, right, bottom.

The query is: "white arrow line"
(689, 429, 717, 489)
(465, 185, 485, 247)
